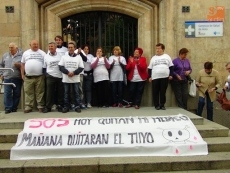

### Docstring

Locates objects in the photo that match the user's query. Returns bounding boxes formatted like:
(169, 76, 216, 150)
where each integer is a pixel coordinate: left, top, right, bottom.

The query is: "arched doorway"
(62, 11, 138, 58)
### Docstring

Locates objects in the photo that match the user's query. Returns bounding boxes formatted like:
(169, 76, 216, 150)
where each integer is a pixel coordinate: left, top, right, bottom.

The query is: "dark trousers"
(171, 80, 188, 109)
(45, 76, 64, 109)
(95, 80, 109, 107)
(83, 74, 93, 104)
(63, 83, 80, 108)
(4, 78, 22, 111)
(111, 81, 123, 104)
(197, 92, 213, 121)
(128, 81, 145, 106)
(152, 77, 168, 107)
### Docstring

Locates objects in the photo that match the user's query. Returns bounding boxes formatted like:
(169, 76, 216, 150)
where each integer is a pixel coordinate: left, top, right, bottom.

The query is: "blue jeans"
(128, 81, 145, 106)
(63, 83, 80, 108)
(197, 92, 213, 121)
(4, 78, 22, 111)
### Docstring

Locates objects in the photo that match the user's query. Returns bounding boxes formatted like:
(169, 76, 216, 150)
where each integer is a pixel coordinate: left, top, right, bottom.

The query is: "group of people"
(0, 38, 228, 121)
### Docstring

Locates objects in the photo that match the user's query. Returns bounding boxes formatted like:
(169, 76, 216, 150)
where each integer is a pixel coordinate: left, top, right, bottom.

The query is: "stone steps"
(1, 136, 230, 159)
(0, 108, 229, 173)
(1, 152, 230, 173)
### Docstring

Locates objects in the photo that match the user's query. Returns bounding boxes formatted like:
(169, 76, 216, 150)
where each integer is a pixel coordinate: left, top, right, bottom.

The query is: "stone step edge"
(0, 152, 230, 172)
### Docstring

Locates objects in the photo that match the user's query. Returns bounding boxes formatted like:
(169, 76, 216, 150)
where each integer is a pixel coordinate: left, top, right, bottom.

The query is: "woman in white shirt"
(91, 47, 110, 107)
(109, 46, 127, 107)
(82, 45, 94, 108)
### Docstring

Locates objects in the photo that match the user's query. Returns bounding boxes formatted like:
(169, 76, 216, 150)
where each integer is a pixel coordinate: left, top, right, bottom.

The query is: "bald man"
(21, 40, 46, 113)
(0, 42, 23, 114)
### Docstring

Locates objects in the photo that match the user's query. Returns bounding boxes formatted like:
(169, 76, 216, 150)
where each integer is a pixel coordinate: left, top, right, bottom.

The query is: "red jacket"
(126, 56, 148, 81)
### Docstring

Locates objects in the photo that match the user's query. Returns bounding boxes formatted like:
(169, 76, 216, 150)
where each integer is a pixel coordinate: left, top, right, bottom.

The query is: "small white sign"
(10, 114, 208, 160)
(185, 21, 223, 37)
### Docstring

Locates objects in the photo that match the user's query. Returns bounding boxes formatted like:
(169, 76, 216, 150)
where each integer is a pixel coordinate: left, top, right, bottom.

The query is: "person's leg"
(35, 75, 45, 109)
(111, 81, 118, 106)
(63, 83, 70, 113)
(12, 78, 22, 111)
(181, 81, 189, 110)
(79, 75, 84, 101)
(3, 79, 13, 112)
(95, 81, 102, 107)
(45, 76, 55, 109)
(152, 78, 160, 108)
(206, 93, 214, 121)
(84, 74, 93, 106)
(134, 81, 145, 108)
(56, 78, 64, 111)
(126, 82, 136, 107)
(197, 96, 205, 117)
(117, 81, 123, 106)
(159, 77, 168, 109)
(24, 76, 35, 111)
(172, 80, 184, 109)
(73, 82, 81, 112)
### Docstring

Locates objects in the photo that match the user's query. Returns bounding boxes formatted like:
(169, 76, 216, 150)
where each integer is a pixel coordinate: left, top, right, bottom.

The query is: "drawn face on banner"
(162, 127, 190, 143)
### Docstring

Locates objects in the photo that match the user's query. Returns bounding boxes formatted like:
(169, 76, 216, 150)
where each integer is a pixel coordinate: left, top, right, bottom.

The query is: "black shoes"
(5, 110, 11, 114)
(75, 107, 81, 113)
(62, 107, 69, 113)
(155, 106, 166, 110)
(57, 105, 63, 112)
(155, 106, 160, 110)
(43, 107, 51, 113)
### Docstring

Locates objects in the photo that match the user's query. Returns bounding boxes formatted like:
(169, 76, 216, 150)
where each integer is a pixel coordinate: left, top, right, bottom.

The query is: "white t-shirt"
(21, 49, 46, 76)
(148, 53, 173, 80)
(91, 57, 109, 83)
(108, 55, 127, 81)
(58, 54, 84, 83)
(131, 65, 143, 82)
(84, 54, 94, 72)
(56, 46, 68, 57)
(65, 50, 86, 74)
(43, 53, 62, 78)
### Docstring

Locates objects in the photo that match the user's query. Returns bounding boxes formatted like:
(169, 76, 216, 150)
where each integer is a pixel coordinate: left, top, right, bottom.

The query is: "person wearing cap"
(125, 47, 148, 109)
(148, 43, 174, 110)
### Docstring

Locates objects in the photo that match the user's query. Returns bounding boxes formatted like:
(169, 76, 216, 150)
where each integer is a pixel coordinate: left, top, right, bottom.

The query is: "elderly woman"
(196, 62, 221, 121)
(172, 48, 192, 110)
(109, 46, 127, 107)
(91, 47, 110, 107)
(125, 47, 148, 109)
(148, 43, 174, 110)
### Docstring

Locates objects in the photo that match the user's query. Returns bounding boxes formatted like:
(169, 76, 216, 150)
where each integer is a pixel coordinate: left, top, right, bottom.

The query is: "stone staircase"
(0, 107, 230, 173)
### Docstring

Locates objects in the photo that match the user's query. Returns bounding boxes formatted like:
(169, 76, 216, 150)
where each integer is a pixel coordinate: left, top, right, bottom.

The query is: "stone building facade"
(0, 0, 229, 110)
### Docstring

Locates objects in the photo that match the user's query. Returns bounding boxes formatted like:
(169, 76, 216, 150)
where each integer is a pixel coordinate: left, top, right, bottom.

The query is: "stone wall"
(0, 0, 230, 110)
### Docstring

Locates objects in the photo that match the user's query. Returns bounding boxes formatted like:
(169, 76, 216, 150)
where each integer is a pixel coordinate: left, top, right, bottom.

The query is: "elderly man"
(0, 43, 23, 114)
(43, 42, 63, 113)
(21, 40, 46, 113)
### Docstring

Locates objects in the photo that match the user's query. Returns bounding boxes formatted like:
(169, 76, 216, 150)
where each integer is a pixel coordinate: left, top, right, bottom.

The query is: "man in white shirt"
(21, 40, 46, 113)
(43, 42, 63, 113)
(58, 42, 84, 113)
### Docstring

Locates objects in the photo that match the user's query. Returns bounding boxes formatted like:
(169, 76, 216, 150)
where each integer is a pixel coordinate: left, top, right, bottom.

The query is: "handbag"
(189, 79, 196, 97)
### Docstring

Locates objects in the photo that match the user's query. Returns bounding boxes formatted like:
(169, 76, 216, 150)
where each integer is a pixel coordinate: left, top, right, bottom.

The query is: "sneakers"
(62, 107, 69, 113)
(87, 103, 92, 108)
(75, 107, 81, 113)
(125, 104, 132, 108)
(43, 107, 51, 113)
(80, 104, 86, 109)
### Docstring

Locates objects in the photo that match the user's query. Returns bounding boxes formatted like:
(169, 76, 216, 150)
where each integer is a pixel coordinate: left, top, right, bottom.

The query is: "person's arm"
(91, 58, 99, 69)
(137, 57, 147, 70)
(79, 52, 87, 62)
(21, 63, 25, 80)
(73, 67, 84, 75)
(59, 65, 69, 75)
(104, 57, 110, 69)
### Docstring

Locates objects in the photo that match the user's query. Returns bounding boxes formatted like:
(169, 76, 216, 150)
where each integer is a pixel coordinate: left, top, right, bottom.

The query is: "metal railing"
(0, 68, 16, 88)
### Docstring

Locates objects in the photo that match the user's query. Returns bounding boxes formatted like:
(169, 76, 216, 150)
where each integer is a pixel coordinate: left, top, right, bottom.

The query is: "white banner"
(10, 114, 208, 160)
